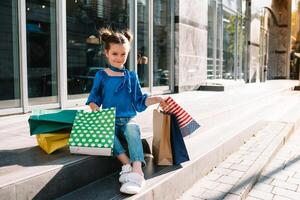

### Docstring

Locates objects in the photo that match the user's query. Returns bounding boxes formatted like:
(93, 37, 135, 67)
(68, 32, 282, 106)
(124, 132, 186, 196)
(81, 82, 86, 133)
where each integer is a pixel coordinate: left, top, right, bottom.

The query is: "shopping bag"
(170, 114, 190, 165)
(69, 108, 116, 156)
(29, 109, 77, 135)
(36, 132, 70, 154)
(165, 97, 200, 137)
(152, 109, 173, 165)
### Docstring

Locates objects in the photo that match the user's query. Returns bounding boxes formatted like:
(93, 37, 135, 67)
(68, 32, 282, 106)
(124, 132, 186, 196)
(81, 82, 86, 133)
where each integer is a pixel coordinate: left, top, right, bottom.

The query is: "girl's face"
(105, 43, 130, 68)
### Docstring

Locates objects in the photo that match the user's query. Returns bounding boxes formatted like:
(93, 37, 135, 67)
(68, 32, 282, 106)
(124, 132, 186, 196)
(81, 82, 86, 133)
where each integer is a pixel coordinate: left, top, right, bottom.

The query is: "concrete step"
(58, 122, 293, 200)
(0, 148, 120, 200)
(59, 91, 300, 200)
(57, 122, 269, 200)
(0, 81, 297, 200)
(0, 137, 152, 200)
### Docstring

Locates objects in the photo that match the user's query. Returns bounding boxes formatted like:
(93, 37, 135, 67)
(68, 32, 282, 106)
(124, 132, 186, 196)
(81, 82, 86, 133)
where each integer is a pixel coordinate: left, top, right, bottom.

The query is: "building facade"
(0, 0, 292, 115)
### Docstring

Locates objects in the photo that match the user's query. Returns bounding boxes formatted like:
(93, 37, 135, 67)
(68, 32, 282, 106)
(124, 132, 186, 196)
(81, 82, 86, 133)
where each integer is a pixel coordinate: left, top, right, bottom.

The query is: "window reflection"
(153, 0, 171, 87)
(207, 0, 215, 79)
(222, 11, 236, 79)
(0, 1, 20, 108)
(26, 0, 58, 104)
(66, 0, 129, 97)
(137, 0, 149, 87)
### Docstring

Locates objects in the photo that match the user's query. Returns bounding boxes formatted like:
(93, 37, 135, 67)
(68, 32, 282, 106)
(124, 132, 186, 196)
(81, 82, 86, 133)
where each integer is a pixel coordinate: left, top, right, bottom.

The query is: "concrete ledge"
(198, 84, 224, 92)
(198, 80, 246, 92)
(293, 85, 300, 90)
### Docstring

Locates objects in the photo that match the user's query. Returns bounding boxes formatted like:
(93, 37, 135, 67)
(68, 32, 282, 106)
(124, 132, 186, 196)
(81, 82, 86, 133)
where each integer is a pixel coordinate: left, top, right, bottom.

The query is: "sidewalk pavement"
(179, 119, 300, 200)
(179, 121, 294, 200)
(246, 128, 300, 200)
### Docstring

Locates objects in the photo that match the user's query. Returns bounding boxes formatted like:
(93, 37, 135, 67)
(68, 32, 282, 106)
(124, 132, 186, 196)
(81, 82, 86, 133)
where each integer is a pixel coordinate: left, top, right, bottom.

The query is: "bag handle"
(156, 102, 170, 114)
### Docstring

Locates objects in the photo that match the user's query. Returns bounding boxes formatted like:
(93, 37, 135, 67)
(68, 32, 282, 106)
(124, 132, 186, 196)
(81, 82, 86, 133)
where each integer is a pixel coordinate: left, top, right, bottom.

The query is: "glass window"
(137, 0, 149, 87)
(237, 13, 246, 80)
(0, 1, 20, 109)
(66, 0, 130, 99)
(222, 10, 236, 79)
(153, 0, 171, 87)
(26, 0, 58, 105)
(207, 0, 215, 79)
(216, 2, 222, 79)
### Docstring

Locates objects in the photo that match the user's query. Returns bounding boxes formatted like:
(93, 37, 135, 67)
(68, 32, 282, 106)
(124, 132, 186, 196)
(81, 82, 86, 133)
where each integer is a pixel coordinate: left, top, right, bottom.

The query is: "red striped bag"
(164, 96, 200, 137)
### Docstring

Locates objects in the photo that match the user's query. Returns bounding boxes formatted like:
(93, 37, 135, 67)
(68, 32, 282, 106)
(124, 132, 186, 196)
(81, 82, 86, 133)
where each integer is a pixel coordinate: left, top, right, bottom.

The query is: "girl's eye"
(112, 53, 118, 56)
(121, 54, 126, 56)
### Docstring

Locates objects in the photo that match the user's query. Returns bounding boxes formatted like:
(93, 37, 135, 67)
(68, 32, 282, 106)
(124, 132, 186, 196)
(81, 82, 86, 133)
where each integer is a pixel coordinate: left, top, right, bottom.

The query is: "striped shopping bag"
(165, 96, 200, 137)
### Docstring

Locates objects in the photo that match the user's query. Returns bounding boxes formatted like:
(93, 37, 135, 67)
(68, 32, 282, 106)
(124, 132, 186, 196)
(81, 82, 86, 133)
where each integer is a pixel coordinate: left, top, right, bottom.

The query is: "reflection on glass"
(26, 0, 58, 104)
(208, 1, 222, 79)
(207, 0, 215, 79)
(216, 4, 222, 78)
(66, 0, 129, 98)
(137, 0, 149, 87)
(222, 11, 236, 79)
(237, 13, 246, 80)
(153, 0, 171, 86)
(0, 1, 20, 109)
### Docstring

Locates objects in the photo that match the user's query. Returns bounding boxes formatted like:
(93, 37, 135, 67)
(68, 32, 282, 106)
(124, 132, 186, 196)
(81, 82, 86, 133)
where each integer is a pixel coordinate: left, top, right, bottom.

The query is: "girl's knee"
(124, 123, 141, 139)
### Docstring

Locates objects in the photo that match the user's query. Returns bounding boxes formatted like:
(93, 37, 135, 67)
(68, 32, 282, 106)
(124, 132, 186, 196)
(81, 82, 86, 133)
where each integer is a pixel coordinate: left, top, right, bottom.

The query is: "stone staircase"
(0, 80, 299, 200)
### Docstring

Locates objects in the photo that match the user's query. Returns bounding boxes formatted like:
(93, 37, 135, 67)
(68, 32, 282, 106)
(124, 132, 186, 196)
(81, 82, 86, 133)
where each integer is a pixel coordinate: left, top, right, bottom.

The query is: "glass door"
(26, 0, 58, 105)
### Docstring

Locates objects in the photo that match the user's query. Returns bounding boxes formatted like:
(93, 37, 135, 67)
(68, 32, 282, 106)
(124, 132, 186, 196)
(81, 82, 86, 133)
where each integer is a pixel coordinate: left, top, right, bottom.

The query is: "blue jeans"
(113, 117, 145, 165)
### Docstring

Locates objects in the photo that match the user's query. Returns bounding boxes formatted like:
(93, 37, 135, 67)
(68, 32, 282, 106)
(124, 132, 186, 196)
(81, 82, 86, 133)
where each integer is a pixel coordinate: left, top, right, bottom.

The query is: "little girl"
(86, 28, 165, 194)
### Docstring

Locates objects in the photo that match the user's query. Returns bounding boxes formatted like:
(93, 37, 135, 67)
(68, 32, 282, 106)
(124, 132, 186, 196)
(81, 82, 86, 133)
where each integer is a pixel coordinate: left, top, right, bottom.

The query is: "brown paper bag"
(152, 109, 173, 165)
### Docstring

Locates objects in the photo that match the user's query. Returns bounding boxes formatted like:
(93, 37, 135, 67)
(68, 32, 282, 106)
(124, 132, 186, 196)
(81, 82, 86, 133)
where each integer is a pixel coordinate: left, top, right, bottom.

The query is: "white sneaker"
(120, 172, 145, 194)
(119, 164, 132, 183)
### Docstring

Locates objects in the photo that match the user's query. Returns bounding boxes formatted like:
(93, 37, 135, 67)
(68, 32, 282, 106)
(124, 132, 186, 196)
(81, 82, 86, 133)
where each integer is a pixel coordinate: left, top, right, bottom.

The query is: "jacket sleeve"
(86, 70, 103, 107)
(130, 72, 148, 112)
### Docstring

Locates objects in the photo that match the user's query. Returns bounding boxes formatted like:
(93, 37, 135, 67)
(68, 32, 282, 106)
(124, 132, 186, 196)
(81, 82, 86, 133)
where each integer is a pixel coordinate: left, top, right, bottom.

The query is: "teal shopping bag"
(69, 108, 116, 156)
(28, 109, 77, 135)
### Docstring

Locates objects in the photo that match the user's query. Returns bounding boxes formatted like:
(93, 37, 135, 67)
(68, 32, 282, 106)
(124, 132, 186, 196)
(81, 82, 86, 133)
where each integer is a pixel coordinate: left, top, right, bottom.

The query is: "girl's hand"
(89, 102, 100, 112)
(155, 96, 164, 104)
(146, 96, 163, 107)
(158, 97, 169, 111)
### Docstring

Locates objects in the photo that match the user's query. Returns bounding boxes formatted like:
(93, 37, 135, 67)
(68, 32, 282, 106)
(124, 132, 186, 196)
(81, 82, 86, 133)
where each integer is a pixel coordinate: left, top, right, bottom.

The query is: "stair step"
(59, 90, 300, 200)
(58, 157, 181, 200)
(0, 80, 297, 199)
(58, 121, 293, 200)
(0, 137, 152, 200)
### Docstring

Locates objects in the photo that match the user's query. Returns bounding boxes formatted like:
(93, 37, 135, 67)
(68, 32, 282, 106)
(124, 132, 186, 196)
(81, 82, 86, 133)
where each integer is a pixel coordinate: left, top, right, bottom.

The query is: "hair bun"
(99, 28, 113, 43)
(123, 30, 133, 43)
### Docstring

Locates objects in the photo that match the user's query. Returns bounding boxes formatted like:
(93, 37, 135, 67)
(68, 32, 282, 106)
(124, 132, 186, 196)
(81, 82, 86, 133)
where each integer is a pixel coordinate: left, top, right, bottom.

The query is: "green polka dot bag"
(69, 108, 116, 156)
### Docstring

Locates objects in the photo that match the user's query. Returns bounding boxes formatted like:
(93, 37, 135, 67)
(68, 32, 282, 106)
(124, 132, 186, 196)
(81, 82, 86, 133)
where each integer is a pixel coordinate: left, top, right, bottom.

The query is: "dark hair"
(99, 28, 133, 50)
